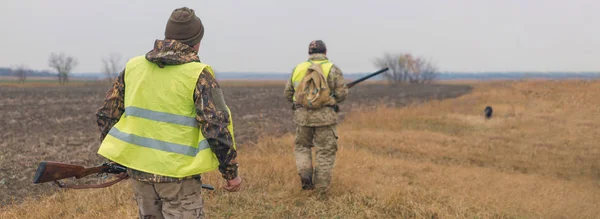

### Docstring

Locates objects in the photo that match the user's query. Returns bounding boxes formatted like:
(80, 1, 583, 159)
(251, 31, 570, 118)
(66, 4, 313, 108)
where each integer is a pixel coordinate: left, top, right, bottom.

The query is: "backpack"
(294, 62, 336, 109)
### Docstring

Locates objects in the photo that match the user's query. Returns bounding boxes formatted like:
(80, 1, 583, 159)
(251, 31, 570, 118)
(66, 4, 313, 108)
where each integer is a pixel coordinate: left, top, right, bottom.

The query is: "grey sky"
(1, 0, 598, 74)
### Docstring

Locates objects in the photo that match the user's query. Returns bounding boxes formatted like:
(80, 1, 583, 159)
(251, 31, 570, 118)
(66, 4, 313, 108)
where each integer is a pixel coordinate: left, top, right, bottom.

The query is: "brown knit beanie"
(165, 7, 204, 46)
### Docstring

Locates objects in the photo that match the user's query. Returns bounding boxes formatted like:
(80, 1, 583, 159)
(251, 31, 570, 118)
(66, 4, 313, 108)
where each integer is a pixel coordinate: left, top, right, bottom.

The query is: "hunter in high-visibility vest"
(94, 7, 241, 218)
(97, 56, 235, 178)
(284, 40, 349, 191)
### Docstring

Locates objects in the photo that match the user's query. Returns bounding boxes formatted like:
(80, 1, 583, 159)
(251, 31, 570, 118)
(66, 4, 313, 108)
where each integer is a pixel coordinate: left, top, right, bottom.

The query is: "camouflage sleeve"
(96, 70, 126, 141)
(284, 70, 295, 103)
(328, 65, 348, 103)
(194, 70, 238, 180)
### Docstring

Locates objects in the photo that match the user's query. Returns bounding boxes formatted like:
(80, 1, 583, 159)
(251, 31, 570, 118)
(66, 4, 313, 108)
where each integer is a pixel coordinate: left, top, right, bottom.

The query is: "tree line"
(9, 51, 439, 85)
(8, 52, 122, 84)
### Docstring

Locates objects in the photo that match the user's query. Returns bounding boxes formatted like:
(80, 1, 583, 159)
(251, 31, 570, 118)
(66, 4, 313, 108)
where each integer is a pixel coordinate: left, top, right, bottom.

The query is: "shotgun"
(329, 67, 389, 112)
(32, 161, 215, 190)
(346, 67, 389, 88)
(291, 67, 390, 112)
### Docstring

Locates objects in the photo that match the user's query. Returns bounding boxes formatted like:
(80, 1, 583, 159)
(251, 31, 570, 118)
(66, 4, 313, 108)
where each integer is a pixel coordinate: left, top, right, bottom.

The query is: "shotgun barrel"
(346, 67, 389, 88)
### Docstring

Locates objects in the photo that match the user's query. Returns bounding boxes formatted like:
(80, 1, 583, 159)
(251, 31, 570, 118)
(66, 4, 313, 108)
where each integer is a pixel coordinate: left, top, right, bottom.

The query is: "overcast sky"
(1, 0, 598, 74)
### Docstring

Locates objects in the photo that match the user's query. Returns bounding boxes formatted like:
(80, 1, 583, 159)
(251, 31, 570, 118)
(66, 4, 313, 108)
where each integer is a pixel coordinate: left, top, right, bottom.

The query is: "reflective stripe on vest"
(291, 60, 334, 101)
(97, 56, 236, 178)
(108, 127, 210, 157)
(124, 106, 197, 128)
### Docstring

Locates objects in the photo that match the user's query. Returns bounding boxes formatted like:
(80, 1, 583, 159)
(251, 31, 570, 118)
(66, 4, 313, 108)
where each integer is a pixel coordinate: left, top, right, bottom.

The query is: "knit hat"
(308, 40, 327, 54)
(165, 7, 204, 46)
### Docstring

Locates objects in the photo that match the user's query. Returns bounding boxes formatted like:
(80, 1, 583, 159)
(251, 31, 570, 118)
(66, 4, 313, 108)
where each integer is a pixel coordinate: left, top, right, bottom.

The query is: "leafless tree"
(48, 52, 78, 84)
(408, 56, 439, 84)
(102, 53, 123, 82)
(374, 53, 407, 85)
(12, 65, 29, 83)
(373, 53, 439, 85)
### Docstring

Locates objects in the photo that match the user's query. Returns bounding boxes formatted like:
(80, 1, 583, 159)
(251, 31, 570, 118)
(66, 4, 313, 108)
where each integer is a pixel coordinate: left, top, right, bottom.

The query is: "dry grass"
(2, 80, 599, 218)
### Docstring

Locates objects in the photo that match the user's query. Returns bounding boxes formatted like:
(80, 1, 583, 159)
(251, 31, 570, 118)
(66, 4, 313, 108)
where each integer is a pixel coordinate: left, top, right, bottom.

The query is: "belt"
(292, 104, 339, 112)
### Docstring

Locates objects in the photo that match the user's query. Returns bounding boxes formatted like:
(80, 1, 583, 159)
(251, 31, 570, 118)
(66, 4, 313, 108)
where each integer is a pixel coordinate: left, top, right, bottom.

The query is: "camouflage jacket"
(284, 54, 349, 126)
(96, 39, 238, 182)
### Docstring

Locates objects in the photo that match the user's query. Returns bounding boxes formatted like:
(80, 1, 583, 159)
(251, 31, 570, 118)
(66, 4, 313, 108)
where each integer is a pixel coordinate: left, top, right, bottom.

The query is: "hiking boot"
(300, 177, 314, 190)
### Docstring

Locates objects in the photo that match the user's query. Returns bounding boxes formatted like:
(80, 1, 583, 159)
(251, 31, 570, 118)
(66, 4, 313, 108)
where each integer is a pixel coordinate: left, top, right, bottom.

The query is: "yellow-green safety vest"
(97, 56, 236, 178)
(291, 60, 333, 102)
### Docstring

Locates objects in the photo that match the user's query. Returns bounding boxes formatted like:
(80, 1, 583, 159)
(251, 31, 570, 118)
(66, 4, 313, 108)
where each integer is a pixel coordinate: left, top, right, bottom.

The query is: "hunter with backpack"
(283, 40, 349, 191)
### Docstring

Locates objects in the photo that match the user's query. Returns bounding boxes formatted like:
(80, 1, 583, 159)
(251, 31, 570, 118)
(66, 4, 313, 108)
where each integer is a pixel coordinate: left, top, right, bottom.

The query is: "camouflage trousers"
(131, 178, 204, 219)
(294, 124, 338, 190)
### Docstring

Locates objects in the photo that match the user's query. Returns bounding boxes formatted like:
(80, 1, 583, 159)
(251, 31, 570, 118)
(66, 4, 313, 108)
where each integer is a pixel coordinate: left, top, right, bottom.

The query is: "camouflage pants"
(131, 178, 204, 219)
(294, 124, 338, 189)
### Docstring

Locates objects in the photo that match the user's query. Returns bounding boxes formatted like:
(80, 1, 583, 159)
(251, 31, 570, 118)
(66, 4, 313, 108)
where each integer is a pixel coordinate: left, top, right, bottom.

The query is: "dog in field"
(484, 106, 493, 119)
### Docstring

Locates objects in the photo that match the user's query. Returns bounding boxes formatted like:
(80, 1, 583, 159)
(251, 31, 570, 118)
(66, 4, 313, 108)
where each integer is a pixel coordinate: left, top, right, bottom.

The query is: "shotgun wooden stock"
(33, 161, 111, 184)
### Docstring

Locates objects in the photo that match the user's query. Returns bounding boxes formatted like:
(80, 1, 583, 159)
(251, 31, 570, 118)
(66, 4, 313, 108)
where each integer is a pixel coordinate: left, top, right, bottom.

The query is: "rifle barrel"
(346, 67, 389, 88)
(201, 184, 215, 190)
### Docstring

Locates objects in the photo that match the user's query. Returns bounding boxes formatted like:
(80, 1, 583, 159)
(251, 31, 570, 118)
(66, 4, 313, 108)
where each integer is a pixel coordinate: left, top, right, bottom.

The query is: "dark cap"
(308, 40, 327, 54)
(165, 7, 204, 46)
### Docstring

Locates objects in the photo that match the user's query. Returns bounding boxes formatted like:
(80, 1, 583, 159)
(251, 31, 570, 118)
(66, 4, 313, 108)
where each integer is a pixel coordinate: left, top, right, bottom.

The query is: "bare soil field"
(0, 81, 472, 206)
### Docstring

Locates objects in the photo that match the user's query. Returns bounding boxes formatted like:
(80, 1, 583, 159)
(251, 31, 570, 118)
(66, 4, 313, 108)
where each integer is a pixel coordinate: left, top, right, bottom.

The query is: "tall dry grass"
(1, 80, 599, 218)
